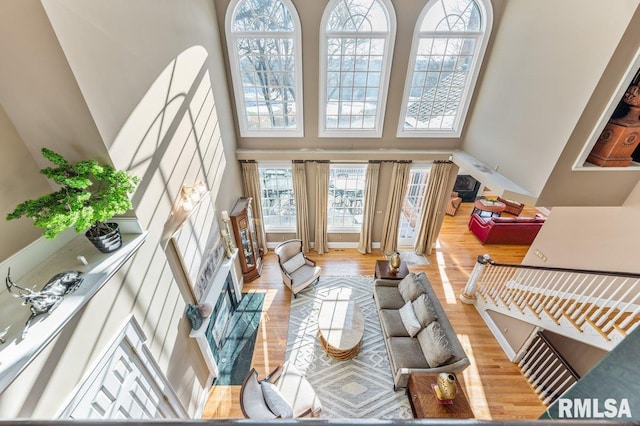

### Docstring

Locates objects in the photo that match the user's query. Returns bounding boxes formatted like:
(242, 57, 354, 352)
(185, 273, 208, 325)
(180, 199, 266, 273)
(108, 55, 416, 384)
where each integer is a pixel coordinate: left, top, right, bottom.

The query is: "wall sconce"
(181, 180, 208, 211)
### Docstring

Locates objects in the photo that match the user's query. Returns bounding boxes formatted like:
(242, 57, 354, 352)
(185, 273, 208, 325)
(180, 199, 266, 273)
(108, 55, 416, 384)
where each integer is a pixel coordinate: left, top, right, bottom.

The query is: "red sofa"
(468, 213, 546, 244)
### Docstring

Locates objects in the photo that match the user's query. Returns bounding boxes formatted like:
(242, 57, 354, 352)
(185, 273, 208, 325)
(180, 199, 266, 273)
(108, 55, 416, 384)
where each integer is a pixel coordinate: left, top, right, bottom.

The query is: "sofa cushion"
(412, 294, 438, 327)
(261, 381, 293, 418)
(514, 216, 537, 223)
(282, 253, 306, 274)
(418, 322, 455, 368)
(387, 337, 430, 369)
(399, 301, 422, 337)
(374, 285, 406, 310)
(398, 273, 425, 302)
(492, 217, 515, 223)
(379, 309, 410, 337)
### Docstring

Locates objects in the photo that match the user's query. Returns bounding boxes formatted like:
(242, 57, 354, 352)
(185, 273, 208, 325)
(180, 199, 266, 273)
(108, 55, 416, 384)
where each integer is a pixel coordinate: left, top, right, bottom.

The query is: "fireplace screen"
(205, 272, 237, 361)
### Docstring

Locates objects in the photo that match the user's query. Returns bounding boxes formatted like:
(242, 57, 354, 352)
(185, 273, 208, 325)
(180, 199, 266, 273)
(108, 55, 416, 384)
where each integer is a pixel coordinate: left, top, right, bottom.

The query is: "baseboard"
(266, 241, 382, 250)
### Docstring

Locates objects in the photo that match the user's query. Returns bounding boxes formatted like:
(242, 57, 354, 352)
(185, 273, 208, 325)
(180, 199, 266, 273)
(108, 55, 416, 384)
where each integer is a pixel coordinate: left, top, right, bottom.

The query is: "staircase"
(461, 255, 640, 404)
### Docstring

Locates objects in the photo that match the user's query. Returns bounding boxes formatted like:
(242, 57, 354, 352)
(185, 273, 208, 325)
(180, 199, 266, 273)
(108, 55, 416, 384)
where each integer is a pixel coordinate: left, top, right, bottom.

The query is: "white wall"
(0, 0, 242, 418)
(463, 0, 640, 197)
(524, 201, 640, 273)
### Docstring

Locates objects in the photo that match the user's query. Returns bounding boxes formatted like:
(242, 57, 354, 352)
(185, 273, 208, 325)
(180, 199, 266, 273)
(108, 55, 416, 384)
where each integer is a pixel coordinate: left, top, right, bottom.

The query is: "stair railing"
(461, 255, 640, 349)
(518, 331, 580, 405)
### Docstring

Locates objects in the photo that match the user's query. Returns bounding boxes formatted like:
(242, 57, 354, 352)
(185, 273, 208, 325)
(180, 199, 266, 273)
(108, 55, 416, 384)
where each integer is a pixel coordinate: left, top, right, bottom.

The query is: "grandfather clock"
(587, 81, 640, 167)
(229, 197, 263, 283)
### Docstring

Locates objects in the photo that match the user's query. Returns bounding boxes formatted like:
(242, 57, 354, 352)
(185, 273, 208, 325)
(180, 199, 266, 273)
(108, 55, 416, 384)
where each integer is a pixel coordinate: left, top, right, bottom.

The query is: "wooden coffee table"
(374, 259, 409, 280)
(317, 288, 364, 361)
(473, 199, 506, 217)
(407, 373, 474, 419)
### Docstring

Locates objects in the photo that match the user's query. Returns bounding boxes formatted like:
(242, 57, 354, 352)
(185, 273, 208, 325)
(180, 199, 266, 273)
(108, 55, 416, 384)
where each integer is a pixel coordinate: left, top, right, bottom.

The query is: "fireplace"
(205, 272, 238, 362)
(453, 175, 481, 202)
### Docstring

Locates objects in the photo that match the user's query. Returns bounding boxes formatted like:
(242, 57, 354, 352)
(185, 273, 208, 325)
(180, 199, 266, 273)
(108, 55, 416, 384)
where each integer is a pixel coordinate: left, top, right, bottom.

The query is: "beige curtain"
(241, 161, 267, 253)
(292, 161, 310, 253)
(380, 162, 411, 255)
(414, 161, 455, 256)
(314, 162, 330, 254)
(357, 162, 380, 254)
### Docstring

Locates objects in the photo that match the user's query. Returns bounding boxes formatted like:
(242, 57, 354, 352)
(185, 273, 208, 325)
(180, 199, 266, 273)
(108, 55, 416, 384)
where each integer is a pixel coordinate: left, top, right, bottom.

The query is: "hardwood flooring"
(202, 203, 547, 420)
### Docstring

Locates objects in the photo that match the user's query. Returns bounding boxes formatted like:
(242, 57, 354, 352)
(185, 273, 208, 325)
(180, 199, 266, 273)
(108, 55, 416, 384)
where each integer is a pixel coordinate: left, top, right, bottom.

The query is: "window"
(398, 166, 430, 245)
(259, 164, 296, 231)
(319, 0, 396, 137)
(328, 164, 367, 231)
(398, 0, 492, 137)
(226, 0, 303, 137)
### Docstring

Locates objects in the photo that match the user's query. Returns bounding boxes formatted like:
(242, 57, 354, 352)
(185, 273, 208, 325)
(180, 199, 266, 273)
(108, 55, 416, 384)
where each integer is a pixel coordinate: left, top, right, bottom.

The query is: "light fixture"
(180, 180, 208, 211)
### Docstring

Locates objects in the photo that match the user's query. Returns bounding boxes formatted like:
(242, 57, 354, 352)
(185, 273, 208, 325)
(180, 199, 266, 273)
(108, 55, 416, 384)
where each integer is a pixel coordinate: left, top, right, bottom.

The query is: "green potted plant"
(6, 148, 140, 253)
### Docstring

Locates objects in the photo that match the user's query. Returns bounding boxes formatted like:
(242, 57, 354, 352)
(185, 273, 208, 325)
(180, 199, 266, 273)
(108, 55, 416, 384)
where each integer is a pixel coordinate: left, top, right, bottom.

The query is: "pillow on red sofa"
(534, 213, 547, 223)
(492, 217, 516, 223)
(515, 217, 537, 223)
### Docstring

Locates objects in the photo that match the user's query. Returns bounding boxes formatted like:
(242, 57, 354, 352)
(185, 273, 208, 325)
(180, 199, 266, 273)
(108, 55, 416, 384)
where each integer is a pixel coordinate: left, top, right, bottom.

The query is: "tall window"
(398, 0, 492, 137)
(259, 164, 296, 231)
(226, 0, 303, 137)
(328, 164, 367, 230)
(319, 0, 396, 137)
(398, 166, 430, 245)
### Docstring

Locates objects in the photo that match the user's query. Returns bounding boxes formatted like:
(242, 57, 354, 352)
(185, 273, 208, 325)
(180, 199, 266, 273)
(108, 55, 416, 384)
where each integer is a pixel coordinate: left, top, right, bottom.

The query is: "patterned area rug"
(286, 276, 413, 419)
(386, 250, 431, 265)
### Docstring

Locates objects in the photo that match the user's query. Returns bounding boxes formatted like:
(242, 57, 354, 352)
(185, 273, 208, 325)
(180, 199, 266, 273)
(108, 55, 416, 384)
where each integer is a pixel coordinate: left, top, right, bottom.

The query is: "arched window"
(319, 0, 396, 137)
(226, 0, 303, 137)
(398, 0, 492, 137)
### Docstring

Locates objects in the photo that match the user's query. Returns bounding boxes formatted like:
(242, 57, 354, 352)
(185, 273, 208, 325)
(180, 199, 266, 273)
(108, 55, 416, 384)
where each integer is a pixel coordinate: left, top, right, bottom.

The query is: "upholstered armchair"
(239, 361, 322, 419)
(497, 196, 525, 216)
(445, 191, 463, 216)
(274, 239, 321, 298)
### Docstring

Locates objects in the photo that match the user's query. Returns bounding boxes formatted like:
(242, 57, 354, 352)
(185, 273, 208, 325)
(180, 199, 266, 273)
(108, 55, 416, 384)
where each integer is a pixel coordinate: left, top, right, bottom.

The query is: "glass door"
(398, 166, 430, 247)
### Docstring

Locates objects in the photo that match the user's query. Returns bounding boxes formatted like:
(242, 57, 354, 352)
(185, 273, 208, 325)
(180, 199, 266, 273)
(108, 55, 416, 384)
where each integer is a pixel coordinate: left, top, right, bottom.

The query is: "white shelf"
(0, 223, 147, 393)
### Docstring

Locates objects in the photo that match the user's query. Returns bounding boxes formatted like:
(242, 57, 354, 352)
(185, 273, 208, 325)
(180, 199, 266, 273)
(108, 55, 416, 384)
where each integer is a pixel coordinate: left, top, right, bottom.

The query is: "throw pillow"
(412, 294, 438, 327)
(282, 252, 306, 274)
(260, 381, 293, 419)
(398, 273, 425, 302)
(399, 300, 422, 337)
(417, 322, 454, 367)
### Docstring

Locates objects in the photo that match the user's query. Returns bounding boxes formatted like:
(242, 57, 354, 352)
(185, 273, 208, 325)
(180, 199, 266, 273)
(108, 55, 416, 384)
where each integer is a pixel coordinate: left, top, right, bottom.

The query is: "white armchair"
(239, 361, 322, 419)
(274, 239, 321, 298)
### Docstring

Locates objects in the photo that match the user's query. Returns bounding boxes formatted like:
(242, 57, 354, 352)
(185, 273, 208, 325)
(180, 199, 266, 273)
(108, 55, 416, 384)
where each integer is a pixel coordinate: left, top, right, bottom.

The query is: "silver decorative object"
(6, 268, 83, 337)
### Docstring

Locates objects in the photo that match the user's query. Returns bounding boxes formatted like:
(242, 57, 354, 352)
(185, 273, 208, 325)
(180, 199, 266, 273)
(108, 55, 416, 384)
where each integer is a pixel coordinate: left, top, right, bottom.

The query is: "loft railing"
(461, 255, 640, 350)
(518, 331, 580, 405)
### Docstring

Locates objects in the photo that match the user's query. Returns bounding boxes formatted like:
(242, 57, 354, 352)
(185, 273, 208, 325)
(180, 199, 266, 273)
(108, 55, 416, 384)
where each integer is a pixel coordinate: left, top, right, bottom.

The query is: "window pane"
(259, 167, 296, 229)
(229, 0, 302, 135)
(401, 0, 487, 135)
(328, 165, 367, 228)
(321, 0, 394, 134)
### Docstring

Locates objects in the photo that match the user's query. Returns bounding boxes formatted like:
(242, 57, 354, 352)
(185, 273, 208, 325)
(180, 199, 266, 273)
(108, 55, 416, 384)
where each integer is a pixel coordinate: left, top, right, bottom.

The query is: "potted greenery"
(6, 148, 140, 253)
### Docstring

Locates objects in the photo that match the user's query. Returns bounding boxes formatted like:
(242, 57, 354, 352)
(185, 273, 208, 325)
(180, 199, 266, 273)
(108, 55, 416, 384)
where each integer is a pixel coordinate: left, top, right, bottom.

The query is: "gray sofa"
(373, 272, 470, 388)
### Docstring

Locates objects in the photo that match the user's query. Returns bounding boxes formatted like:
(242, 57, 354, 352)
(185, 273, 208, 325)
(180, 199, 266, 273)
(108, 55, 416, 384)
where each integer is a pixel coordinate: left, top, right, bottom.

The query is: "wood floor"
(202, 203, 547, 420)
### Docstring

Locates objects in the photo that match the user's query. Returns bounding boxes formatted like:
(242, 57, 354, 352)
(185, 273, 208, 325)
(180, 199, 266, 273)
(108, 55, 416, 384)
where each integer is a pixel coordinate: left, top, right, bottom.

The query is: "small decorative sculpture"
(390, 251, 401, 272)
(6, 268, 83, 337)
(435, 372, 457, 401)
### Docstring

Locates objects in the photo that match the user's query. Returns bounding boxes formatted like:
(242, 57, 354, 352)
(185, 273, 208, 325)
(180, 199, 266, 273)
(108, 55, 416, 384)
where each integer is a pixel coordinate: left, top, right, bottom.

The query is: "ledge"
(0, 219, 147, 393)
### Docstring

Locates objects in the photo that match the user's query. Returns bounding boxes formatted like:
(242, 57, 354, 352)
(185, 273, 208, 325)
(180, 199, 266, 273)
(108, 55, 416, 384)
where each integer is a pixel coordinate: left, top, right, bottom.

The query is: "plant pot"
(85, 222, 122, 253)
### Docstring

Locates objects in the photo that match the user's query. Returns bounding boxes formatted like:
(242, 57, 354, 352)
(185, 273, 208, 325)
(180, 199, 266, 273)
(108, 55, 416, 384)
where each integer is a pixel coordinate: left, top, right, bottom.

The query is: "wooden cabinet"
(229, 197, 262, 283)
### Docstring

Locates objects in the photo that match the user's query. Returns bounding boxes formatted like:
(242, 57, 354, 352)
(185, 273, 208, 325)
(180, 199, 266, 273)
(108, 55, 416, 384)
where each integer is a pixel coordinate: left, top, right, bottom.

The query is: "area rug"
(214, 292, 264, 385)
(386, 250, 431, 265)
(285, 276, 413, 419)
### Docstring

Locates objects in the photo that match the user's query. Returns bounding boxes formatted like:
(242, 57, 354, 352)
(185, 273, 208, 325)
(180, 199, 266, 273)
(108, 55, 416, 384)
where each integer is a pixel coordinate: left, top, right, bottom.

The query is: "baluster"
(564, 275, 599, 317)
(550, 273, 584, 317)
(531, 271, 558, 312)
(618, 303, 640, 330)
(518, 269, 545, 312)
(570, 275, 611, 323)
(461, 254, 492, 304)
(599, 279, 639, 333)
(577, 277, 622, 325)
(526, 346, 552, 381)
(535, 272, 566, 315)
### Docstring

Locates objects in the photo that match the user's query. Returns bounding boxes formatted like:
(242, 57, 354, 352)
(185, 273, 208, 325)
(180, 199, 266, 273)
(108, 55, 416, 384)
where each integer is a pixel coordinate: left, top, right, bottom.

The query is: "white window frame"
(397, 0, 492, 138)
(319, 0, 397, 138)
(258, 161, 296, 233)
(398, 164, 431, 247)
(225, 0, 304, 138)
(327, 164, 368, 233)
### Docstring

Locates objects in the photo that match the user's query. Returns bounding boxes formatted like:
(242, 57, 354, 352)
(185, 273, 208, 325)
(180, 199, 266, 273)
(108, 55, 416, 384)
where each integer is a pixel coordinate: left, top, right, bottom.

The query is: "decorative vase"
(436, 373, 457, 400)
(390, 251, 401, 271)
(85, 222, 122, 253)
